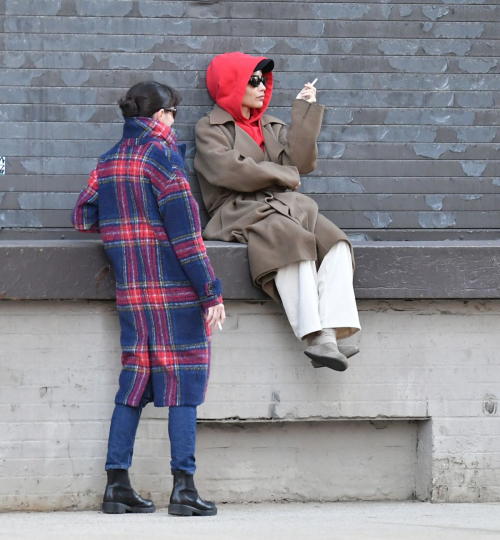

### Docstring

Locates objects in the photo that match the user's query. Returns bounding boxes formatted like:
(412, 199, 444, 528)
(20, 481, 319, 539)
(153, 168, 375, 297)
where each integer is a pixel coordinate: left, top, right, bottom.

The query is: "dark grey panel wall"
(1, 0, 499, 239)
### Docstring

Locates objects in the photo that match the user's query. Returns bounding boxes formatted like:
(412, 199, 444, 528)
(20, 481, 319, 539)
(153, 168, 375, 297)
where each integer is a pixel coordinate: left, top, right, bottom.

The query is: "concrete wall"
(1, 299, 499, 509)
(1, 0, 500, 240)
(1, 0, 499, 512)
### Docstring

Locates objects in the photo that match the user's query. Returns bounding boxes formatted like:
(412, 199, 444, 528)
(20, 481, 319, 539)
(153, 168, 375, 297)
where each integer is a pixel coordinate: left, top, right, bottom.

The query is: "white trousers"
(274, 241, 361, 341)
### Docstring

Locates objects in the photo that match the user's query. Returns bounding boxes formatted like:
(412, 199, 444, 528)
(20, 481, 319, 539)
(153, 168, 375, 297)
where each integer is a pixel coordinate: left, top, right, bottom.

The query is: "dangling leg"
(318, 241, 361, 338)
(275, 258, 353, 371)
(306, 241, 361, 370)
(102, 380, 156, 514)
(275, 259, 322, 340)
(168, 405, 217, 517)
(275, 255, 358, 367)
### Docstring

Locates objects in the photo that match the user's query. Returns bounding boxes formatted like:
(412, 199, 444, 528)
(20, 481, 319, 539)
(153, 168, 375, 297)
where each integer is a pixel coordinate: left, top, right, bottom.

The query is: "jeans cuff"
(171, 469, 195, 475)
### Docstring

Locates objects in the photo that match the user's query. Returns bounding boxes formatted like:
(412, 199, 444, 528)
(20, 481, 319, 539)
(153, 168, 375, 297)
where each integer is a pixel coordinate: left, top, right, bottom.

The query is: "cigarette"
(310, 78, 318, 87)
(217, 321, 223, 331)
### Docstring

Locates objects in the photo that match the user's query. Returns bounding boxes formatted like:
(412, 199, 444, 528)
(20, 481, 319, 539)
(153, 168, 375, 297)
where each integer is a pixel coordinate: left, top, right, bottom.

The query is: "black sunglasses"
(165, 106, 177, 118)
(248, 75, 267, 88)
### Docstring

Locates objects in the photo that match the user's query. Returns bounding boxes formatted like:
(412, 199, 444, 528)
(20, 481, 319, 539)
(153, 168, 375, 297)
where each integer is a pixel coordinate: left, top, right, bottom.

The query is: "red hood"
(206, 52, 273, 124)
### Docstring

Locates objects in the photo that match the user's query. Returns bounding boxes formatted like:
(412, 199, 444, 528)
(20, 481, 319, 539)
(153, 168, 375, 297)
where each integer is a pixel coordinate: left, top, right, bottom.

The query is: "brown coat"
(194, 99, 352, 300)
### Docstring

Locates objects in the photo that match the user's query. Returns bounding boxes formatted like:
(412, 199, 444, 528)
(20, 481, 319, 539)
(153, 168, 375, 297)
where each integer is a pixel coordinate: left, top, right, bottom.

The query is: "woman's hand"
(206, 303, 226, 330)
(292, 181, 301, 192)
(296, 83, 317, 104)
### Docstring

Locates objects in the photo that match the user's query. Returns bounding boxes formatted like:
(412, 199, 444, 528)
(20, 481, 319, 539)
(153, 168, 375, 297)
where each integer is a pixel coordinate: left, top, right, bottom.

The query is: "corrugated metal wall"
(1, 0, 499, 240)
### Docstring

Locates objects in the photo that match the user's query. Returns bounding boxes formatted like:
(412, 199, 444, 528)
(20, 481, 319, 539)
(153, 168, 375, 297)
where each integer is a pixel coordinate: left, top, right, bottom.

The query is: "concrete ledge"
(1, 239, 500, 300)
(354, 240, 500, 299)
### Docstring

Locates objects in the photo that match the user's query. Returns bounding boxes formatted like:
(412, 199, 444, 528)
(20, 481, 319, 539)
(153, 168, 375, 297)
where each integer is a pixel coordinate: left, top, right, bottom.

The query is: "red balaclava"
(206, 52, 274, 150)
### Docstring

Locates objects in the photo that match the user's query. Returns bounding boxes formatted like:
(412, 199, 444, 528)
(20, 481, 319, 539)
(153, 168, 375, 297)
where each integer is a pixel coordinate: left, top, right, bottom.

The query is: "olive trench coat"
(194, 98, 352, 301)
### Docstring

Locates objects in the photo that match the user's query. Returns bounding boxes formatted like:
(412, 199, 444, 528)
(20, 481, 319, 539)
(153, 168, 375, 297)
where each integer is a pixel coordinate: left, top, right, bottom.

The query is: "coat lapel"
(233, 124, 265, 163)
(262, 123, 286, 163)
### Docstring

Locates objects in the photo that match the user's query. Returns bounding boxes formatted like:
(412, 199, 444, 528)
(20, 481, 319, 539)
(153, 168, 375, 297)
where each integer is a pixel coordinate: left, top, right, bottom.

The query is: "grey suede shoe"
(310, 344, 359, 368)
(304, 343, 349, 372)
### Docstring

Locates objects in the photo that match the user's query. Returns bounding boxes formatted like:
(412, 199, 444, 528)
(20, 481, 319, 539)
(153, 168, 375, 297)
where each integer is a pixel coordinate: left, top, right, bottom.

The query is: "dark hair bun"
(118, 96, 139, 118)
(118, 81, 182, 119)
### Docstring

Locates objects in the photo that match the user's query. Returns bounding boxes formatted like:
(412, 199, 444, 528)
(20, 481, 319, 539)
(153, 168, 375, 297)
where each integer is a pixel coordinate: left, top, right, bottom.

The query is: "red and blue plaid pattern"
(72, 117, 222, 407)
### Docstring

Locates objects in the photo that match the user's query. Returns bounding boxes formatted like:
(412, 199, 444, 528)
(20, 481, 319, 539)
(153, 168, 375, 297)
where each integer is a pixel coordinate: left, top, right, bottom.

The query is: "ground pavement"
(2, 502, 500, 540)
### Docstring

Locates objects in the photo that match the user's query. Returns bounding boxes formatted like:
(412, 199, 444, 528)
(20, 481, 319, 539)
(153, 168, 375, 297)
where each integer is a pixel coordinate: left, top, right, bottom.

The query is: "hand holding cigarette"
(296, 77, 318, 103)
(206, 303, 226, 331)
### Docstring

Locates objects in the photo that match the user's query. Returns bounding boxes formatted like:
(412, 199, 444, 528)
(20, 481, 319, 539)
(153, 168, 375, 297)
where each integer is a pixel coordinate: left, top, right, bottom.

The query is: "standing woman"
(194, 53, 360, 372)
(72, 81, 225, 516)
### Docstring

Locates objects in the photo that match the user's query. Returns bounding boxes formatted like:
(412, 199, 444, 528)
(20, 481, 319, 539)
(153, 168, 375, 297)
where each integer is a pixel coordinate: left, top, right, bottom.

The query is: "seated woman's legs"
(275, 259, 322, 340)
(304, 241, 360, 370)
(318, 240, 361, 340)
(275, 241, 361, 371)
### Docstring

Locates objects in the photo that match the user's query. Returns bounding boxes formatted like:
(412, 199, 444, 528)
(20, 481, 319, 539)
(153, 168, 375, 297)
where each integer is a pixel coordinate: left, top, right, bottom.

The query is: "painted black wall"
(1, 0, 499, 240)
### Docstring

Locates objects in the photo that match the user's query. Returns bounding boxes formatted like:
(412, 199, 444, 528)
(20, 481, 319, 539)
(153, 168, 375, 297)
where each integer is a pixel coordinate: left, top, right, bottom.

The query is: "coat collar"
(208, 104, 285, 128)
(122, 116, 178, 149)
(208, 103, 236, 125)
(207, 104, 286, 163)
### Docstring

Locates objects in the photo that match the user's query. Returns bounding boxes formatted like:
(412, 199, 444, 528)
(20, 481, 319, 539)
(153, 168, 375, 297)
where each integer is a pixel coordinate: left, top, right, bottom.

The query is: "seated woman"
(194, 52, 361, 372)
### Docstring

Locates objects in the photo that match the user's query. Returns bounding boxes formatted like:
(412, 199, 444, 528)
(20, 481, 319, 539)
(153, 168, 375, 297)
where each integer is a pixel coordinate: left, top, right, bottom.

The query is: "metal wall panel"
(1, 0, 499, 239)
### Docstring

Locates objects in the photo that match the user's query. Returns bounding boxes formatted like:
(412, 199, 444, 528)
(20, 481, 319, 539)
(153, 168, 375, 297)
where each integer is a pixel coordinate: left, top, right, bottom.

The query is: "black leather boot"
(102, 469, 156, 514)
(168, 471, 217, 516)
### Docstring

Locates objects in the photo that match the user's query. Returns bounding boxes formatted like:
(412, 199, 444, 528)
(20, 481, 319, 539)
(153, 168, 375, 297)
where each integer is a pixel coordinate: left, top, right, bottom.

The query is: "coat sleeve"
(194, 117, 301, 193)
(275, 99, 325, 174)
(71, 167, 101, 233)
(147, 146, 223, 309)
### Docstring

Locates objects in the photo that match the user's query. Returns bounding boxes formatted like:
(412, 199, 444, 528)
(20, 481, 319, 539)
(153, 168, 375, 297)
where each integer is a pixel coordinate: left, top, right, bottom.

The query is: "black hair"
(118, 81, 182, 118)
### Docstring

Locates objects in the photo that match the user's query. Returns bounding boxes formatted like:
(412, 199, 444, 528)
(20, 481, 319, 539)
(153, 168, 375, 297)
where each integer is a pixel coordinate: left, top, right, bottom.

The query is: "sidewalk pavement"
(1, 502, 500, 540)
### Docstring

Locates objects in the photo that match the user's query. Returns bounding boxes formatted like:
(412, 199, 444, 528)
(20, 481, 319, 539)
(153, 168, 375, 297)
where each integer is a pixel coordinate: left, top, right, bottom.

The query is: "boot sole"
(168, 503, 217, 517)
(304, 350, 348, 372)
(102, 502, 156, 514)
(311, 347, 359, 368)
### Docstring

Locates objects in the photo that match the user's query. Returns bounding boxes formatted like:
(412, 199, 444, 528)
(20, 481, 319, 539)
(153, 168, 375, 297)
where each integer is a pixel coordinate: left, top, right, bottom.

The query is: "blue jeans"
(105, 379, 197, 474)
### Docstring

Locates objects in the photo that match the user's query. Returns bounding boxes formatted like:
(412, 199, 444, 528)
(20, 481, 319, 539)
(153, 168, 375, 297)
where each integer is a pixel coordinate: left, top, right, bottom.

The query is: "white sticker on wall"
(0, 157, 5, 175)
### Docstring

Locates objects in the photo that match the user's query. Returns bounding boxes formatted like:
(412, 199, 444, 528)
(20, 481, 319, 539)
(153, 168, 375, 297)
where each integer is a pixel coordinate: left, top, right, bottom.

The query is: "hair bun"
(118, 96, 139, 118)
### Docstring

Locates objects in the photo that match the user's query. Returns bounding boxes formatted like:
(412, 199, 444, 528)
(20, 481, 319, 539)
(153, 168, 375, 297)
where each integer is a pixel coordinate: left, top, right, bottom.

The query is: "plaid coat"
(72, 117, 222, 407)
